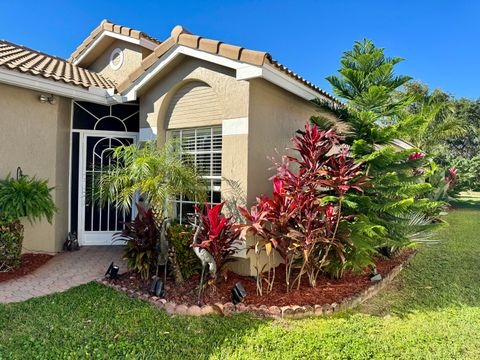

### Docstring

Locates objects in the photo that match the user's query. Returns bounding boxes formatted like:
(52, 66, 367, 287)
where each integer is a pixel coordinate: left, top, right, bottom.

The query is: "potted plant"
(0, 173, 56, 272)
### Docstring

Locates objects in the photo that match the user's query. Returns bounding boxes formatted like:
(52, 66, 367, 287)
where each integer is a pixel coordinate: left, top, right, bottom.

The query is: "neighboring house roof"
(68, 19, 161, 63)
(0, 40, 115, 89)
(116, 25, 338, 103)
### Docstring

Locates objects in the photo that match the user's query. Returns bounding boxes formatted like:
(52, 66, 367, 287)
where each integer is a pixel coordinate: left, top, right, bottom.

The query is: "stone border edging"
(98, 251, 416, 319)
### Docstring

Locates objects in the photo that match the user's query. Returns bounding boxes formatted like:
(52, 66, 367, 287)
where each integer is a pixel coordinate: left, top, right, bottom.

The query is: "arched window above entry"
(72, 101, 139, 132)
(165, 81, 222, 129)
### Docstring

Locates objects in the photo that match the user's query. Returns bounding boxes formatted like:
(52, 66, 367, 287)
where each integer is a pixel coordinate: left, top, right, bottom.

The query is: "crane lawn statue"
(192, 213, 216, 304)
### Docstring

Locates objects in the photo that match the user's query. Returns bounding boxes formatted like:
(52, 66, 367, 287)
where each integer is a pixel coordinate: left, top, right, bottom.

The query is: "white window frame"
(169, 126, 222, 223)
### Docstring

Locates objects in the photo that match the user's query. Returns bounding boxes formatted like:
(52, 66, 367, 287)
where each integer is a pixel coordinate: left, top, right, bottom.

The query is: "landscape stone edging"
(98, 251, 416, 319)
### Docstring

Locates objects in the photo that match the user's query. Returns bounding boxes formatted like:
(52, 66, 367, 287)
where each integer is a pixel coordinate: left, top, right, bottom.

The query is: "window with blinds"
(169, 126, 222, 223)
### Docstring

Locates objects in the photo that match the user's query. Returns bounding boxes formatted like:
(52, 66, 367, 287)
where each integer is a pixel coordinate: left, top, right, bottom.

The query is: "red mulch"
(0, 253, 53, 283)
(111, 250, 415, 307)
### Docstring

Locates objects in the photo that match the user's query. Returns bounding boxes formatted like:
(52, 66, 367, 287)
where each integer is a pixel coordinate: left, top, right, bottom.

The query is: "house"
(0, 20, 340, 275)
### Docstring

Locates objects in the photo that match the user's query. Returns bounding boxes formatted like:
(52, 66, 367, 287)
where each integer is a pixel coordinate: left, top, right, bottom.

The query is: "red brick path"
(0, 246, 125, 303)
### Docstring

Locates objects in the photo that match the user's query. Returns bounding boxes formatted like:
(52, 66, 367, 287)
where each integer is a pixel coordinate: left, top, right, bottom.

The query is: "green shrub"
(168, 223, 201, 280)
(0, 175, 56, 271)
(0, 175, 56, 223)
(0, 216, 23, 272)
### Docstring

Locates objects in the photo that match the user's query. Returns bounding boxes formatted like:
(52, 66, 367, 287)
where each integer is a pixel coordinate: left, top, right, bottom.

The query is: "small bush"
(114, 203, 159, 280)
(0, 175, 56, 223)
(168, 223, 201, 280)
(0, 216, 24, 272)
(0, 174, 56, 271)
(193, 202, 241, 281)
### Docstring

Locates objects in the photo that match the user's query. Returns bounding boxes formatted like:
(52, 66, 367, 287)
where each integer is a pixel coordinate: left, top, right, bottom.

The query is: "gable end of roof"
(68, 19, 161, 63)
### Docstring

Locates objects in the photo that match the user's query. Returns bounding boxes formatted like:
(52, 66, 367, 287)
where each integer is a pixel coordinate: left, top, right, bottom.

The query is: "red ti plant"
(445, 167, 457, 190)
(193, 202, 241, 281)
(238, 124, 370, 292)
(113, 203, 159, 280)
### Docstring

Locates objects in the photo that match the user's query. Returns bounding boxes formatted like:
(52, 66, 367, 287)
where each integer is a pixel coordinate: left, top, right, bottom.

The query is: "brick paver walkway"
(0, 246, 126, 304)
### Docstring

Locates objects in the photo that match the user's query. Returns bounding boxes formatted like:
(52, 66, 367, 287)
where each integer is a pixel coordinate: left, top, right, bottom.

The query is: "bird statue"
(192, 214, 216, 304)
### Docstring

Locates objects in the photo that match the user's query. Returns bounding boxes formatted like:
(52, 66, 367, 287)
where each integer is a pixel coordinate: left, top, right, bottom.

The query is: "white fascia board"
(0, 68, 119, 105)
(122, 45, 256, 101)
(72, 30, 157, 65)
(262, 63, 332, 103)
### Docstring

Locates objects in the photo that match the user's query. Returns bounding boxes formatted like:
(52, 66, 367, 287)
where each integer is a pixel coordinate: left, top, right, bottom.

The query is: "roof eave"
(120, 44, 335, 104)
(0, 68, 121, 105)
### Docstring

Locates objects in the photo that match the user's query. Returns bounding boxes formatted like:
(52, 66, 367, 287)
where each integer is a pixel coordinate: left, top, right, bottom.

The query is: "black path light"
(231, 282, 247, 304)
(369, 267, 382, 282)
(105, 262, 120, 280)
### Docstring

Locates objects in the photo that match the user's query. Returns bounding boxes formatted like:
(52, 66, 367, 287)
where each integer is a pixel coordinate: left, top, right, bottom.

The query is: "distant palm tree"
(397, 82, 467, 154)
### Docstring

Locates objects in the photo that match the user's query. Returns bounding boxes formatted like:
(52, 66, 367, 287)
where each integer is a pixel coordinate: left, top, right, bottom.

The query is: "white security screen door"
(78, 132, 137, 245)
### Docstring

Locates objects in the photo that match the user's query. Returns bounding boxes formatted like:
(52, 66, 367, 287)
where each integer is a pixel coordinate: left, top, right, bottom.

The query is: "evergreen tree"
(312, 39, 441, 254)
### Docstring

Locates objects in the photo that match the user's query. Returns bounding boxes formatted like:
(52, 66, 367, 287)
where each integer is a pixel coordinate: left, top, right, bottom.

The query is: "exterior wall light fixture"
(39, 94, 56, 105)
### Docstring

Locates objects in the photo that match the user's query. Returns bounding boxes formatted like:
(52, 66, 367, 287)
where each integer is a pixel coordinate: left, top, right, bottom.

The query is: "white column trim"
(222, 117, 249, 136)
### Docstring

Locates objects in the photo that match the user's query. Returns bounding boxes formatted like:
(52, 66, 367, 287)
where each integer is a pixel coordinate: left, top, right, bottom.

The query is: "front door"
(78, 133, 137, 245)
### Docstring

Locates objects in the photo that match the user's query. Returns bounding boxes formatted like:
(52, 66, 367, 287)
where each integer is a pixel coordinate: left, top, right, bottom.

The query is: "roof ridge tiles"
(68, 19, 162, 63)
(117, 24, 338, 103)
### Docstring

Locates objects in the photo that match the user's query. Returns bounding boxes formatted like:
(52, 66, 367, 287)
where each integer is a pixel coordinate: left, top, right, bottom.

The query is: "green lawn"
(1, 200, 480, 359)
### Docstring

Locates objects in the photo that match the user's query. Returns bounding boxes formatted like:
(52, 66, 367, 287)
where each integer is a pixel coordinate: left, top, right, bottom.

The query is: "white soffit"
(0, 68, 118, 105)
(222, 117, 249, 136)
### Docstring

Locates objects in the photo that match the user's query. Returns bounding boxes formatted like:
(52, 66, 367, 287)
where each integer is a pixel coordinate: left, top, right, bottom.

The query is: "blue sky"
(1, 0, 478, 99)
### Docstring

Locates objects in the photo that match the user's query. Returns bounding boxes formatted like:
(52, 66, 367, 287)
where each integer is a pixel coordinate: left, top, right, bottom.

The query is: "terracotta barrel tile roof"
(69, 19, 161, 62)
(117, 25, 338, 103)
(0, 40, 115, 89)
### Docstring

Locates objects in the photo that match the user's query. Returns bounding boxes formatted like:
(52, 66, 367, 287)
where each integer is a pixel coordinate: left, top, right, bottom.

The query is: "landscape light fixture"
(105, 262, 120, 280)
(231, 282, 247, 305)
(369, 268, 382, 282)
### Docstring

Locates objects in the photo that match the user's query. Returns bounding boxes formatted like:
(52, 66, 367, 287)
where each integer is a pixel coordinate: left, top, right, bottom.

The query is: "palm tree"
(396, 82, 467, 154)
(92, 140, 206, 282)
(93, 140, 206, 219)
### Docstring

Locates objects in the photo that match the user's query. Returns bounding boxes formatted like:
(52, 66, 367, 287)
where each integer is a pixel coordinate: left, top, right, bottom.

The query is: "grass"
(1, 199, 480, 359)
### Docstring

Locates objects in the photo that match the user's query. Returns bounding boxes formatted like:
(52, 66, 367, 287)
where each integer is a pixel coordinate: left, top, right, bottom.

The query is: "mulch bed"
(110, 249, 415, 307)
(0, 253, 53, 283)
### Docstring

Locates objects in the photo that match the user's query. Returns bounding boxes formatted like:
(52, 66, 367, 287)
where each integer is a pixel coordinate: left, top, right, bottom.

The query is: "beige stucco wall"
(139, 56, 250, 202)
(247, 78, 333, 205)
(0, 83, 71, 253)
(88, 39, 146, 86)
(231, 78, 337, 275)
(136, 58, 336, 276)
(138, 56, 253, 273)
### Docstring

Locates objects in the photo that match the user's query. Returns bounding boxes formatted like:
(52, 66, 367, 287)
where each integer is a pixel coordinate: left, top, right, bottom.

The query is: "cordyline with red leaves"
(238, 124, 370, 293)
(113, 203, 159, 280)
(193, 202, 241, 281)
